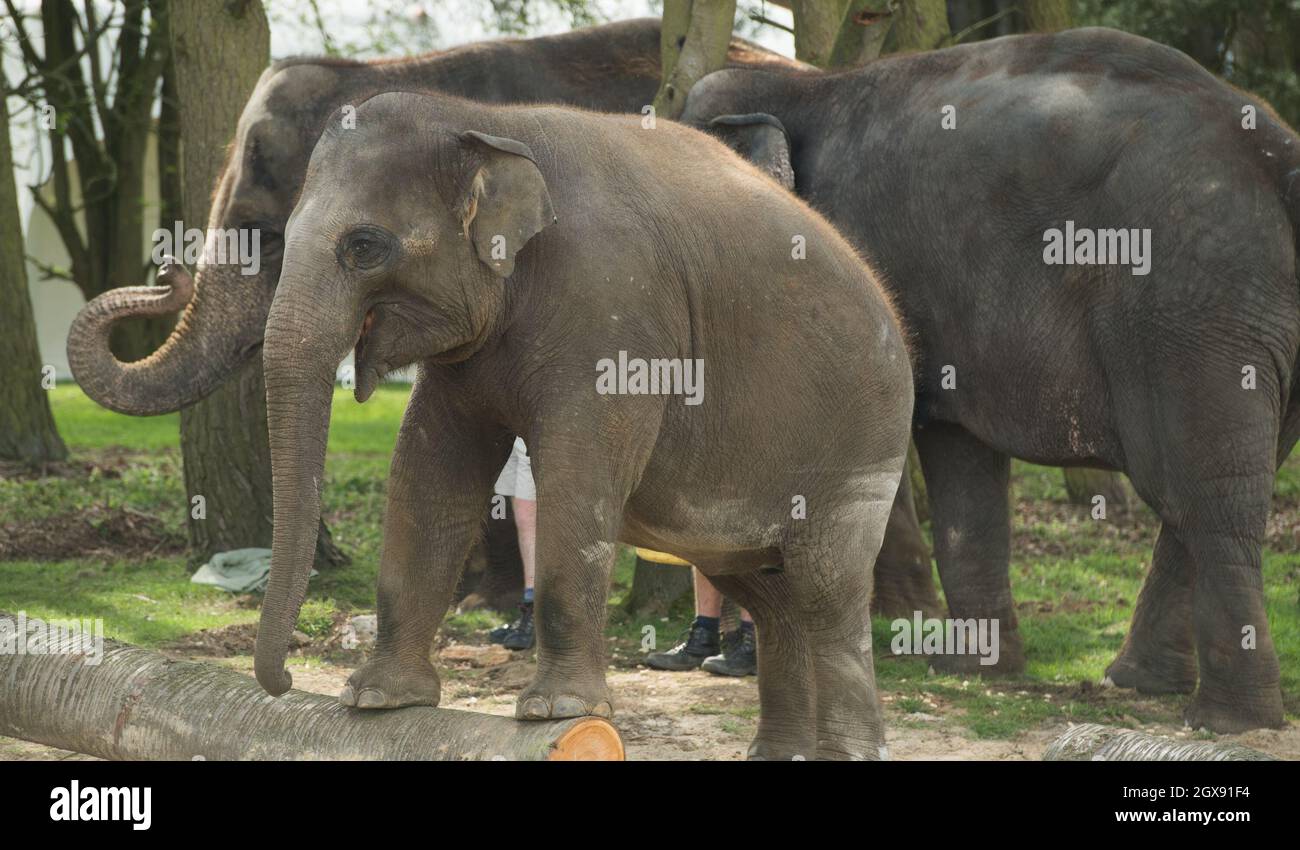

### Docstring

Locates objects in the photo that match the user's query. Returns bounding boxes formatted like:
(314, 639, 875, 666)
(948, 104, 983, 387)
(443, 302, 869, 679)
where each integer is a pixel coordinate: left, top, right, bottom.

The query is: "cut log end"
(549, 718, 625, 761)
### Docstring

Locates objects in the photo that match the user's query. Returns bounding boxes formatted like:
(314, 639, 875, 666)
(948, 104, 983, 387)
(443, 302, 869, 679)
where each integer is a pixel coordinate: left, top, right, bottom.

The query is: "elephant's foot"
(747, 735, 818, 761)
(1103, 647, 1196, 695)
(1184, 685, 1284, 734)
(516, 677, 612, 720)
(339, 655, 441, 709)
(813, 732, 887, 761)
(927, 628, 1024, 677)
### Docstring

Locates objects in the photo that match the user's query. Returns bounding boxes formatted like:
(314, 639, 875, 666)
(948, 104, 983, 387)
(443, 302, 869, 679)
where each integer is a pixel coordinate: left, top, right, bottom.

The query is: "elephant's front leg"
(516, 487, 623, 720)
(341, 380, 510, 709)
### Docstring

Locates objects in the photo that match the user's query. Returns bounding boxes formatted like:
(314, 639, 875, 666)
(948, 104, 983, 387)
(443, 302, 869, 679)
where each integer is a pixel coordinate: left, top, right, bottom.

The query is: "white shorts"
(493, 437, 536, 501)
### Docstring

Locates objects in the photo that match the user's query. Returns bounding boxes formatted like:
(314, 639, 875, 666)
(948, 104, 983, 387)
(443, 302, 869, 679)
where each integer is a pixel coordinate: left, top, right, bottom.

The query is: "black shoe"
(644, 621, 720, 671)
(702, 623, 757, 677)
(488, 621, 513, 644)
(500, 602, 536, 651)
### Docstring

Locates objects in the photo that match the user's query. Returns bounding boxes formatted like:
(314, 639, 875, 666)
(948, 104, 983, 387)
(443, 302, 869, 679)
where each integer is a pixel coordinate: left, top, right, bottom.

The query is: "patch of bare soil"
(0, 456, 128, 482)
(1013, 492, 1300, 557)
(1265, 504, 1300, 553)
(1011, 499, 1156, 559)
(0, 505, 185, 561)
(163, 613, 360, 662)
(165, 622, 262, 657)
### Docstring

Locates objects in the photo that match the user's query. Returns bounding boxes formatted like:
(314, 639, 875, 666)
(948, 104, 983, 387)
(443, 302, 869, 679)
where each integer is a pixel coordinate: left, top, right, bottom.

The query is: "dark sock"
(522, 588, 534, 605)
(739, 619, 755, 632)
(693, 615, 720, 634)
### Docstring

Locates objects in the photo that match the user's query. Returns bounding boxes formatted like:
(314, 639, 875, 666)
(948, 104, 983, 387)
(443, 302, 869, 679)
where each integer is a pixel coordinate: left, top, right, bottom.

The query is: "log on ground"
(1044, 723, 1275, 761)
(0, 612, 622, 761)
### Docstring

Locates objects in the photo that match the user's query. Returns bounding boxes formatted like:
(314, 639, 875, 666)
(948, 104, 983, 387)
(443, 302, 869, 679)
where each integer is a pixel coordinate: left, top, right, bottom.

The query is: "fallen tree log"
(1044, 723, 1275, 761)
(0, 613, 622, 761)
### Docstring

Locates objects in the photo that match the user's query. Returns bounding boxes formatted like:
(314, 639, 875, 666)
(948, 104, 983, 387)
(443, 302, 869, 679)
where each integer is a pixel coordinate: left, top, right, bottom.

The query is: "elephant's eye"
(340, 227, 392, 271)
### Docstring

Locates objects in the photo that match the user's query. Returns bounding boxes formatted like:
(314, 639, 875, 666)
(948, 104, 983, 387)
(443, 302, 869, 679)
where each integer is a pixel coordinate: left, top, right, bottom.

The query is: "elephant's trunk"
(66, 260, 272, 416)
(254, 272, 356, 696)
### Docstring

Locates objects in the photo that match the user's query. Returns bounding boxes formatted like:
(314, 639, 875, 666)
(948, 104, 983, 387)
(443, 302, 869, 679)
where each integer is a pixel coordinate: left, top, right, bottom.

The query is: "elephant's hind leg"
(1122, 392, 1284, 731)
(1103, 525, 1196, 694)
(914, 423, 1024, 676)
(795, 527, 887, 761)
(709, 570, 818, 761)
(713, 514, 889, 761)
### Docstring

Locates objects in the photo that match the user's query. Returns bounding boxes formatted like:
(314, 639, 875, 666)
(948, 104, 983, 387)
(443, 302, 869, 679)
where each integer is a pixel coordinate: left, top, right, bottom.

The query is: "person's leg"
(500, 496, 538, 649)
(488, 439, 539, 650)
(703, 602, 758, 678)
(643, 567, 721, 671)
(513, 497, 537, 599)
(695, 568, 722, 615)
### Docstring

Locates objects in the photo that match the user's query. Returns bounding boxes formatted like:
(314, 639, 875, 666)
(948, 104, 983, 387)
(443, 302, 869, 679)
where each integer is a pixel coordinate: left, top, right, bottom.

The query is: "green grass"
(3, 384, 1299, 741)
(0, 384, 412, 640)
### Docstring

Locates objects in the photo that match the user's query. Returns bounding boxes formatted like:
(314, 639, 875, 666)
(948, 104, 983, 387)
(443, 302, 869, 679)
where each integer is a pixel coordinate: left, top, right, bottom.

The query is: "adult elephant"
(64, 17, 936, 618)
(683, 26, 1298, 732)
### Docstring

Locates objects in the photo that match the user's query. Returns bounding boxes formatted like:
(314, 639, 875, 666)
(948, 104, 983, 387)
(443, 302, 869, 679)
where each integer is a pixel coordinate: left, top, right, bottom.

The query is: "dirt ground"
(5, 641, 1299, 761)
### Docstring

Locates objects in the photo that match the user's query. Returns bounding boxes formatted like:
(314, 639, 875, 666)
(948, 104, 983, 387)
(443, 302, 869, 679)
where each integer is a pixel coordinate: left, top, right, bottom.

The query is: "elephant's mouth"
(353, 309, 381, 403)
(354, 308, 375, 362)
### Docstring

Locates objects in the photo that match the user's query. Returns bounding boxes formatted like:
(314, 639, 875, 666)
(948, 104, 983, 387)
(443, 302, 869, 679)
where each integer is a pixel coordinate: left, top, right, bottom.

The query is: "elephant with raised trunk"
(66, 19, 792, 416)
(255, 91, 913, 760)
(683, 26, 1300, 732)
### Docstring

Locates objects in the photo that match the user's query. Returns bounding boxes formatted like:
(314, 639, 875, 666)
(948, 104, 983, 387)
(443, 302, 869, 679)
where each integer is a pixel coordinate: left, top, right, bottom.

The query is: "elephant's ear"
(706, 113, 794, 191)
(458, 131, 556, 278)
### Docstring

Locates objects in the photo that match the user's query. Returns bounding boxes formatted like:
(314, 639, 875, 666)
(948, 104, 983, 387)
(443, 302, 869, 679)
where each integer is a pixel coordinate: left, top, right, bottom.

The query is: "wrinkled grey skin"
(65, 18, 793, 415)
(257, 91, 913, 760)
(683, 27, 1300, 732)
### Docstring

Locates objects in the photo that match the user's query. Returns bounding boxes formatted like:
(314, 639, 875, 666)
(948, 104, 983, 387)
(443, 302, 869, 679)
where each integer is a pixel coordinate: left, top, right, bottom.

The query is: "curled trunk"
(66, 261, 266, 416)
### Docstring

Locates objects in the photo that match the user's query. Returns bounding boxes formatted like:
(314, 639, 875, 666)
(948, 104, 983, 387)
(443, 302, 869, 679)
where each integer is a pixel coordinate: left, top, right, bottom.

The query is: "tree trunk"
(623, 555, 694, 618)
(1044, 723, 1275, 762)
(790, 0, 895, 67)
(0, 65, 67, 465)
(652, 0, 738, 120)
(907, 440, 929, 522)
(889, 0, 951, 52)
(168, 0, 346, 568)
(1063, 467, 1133, 512)
(1022, 0, 1072, 34)
(0, 617, 623, 761)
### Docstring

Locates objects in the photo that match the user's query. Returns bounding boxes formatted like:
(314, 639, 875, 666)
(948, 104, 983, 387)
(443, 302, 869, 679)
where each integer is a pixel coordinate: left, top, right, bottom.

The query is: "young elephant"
(252, 91, 913, 760)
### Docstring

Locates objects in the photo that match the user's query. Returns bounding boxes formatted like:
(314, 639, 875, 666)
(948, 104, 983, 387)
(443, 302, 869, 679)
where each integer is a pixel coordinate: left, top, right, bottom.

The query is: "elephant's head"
(254, 93, 554, 695)
(680, 69, 797, 191)
(66, 63, 346, 415)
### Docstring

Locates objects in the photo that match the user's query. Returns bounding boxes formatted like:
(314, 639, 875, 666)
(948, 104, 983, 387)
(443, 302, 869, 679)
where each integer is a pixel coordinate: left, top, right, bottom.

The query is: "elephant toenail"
(552, 696, 585, 717)
(519, 696, 550, 719)
(592, 701, 613, 718)
(357, 689, 387, 708)
(338, 685, 357, 706)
